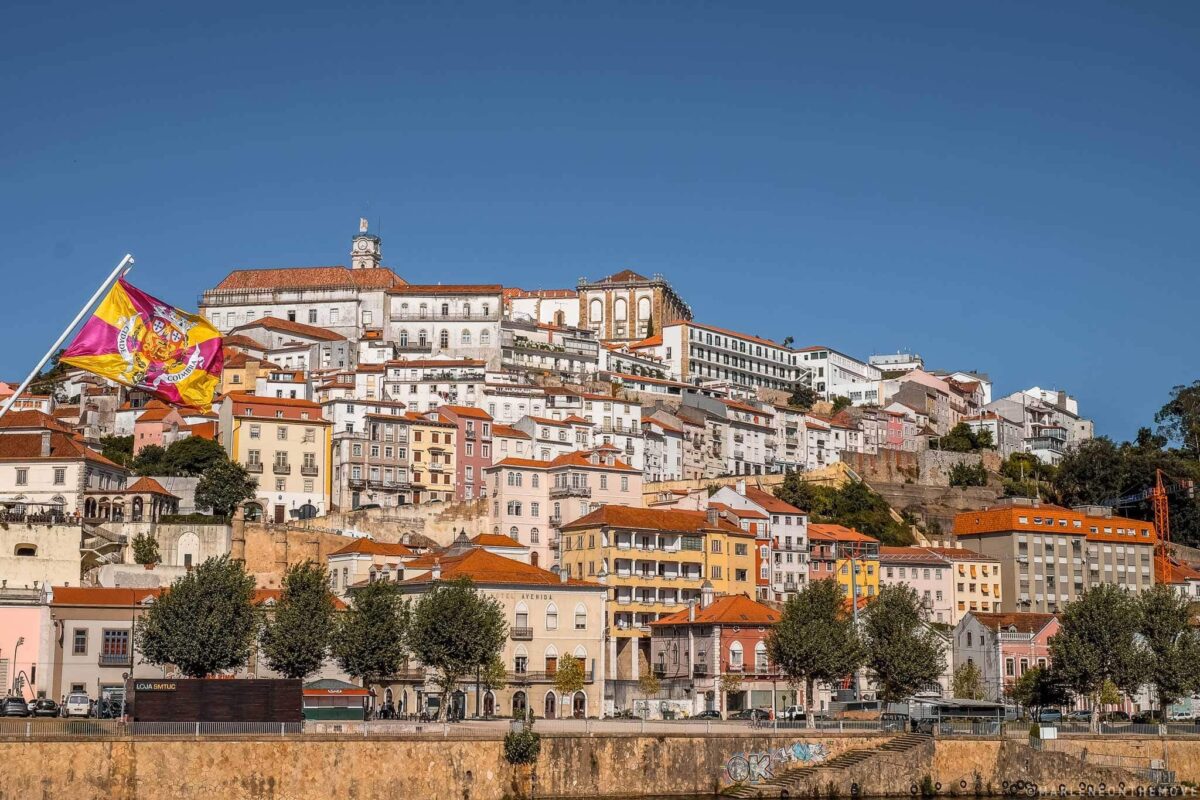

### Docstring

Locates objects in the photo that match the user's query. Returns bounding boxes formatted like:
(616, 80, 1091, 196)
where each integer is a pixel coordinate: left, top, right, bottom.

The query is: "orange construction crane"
(1152, 469, 1172, 583)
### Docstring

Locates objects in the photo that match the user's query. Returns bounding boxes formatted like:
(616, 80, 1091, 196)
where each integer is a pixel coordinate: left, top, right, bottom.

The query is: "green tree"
(787, 385, 818, 412)
(637, 672, 661, 711)
(28, 349, 69, 400)
(782, 336, 795, 349)
(1098, 679, 1122, 711)
(1138, 584, 1200, 718)
(136, 555, 259, 678)
(1049, 585, 1146, 731)
(99, 435, 134, 468)
(1008, 665, 1069, 718)
(718, 671, 744, 710)
(131, 532, 160, 565)
(767, 579, 864, 727)
(132, 444, 169, 476)
(260, 561, 338, 680)
(952, 661, 985, 700)
(554, 654, 586, 698)
(332, 580, 408, 682)
(407, 577, 507, 720)
(830, 395, 853, 414)
(999, 452, 1055, 498)
(1156, 380, 1200, 458)
(163, 436, 229, 477)
(775, 476, 915, 544)
(939, 423, 994, 453)
(860, 584, 947, 703)
(948, 460, 988, 487)
(195, 459, 258, 517)
(481, 654, 509, 715)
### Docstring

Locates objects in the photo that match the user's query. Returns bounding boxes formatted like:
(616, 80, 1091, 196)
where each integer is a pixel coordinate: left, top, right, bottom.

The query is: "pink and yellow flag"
(61, 278, 223, 412)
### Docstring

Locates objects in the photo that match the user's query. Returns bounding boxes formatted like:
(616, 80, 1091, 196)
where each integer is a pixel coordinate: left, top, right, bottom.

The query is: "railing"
(393, 343, 433, 353)
(245, 462, 264, 473)
(273, 463, 292, 475)
(693, 665, 708, 678)
(549, 515, 562, 526)
(550, 485, 591, 499)
(511, 627, 533, 640)
(428, 462, 445, 471)
(98, 652, 132, 667)
(300, 465, 319, 477)
(509, 670, 594, 683)
(391, 312, 499, 321)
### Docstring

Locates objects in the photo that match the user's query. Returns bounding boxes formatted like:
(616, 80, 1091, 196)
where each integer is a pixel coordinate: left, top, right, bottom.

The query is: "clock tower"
(350, 217, 382, 269)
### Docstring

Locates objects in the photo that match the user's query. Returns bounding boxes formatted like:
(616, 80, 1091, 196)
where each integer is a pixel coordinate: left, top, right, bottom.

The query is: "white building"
(658, 322, 807, 393)
(377, 358, 488, 414)
(503, 287, 579, 328)
(868, 352, 925, 374)
(480, 376, 548, 425)
(641, 417, 685, 482)
(796, 346, 882, 404)
(719, 399, 775, 476)
(499, 319, 600, 382)
(384, 284, 503, 365)
(709, 481, 809, 601)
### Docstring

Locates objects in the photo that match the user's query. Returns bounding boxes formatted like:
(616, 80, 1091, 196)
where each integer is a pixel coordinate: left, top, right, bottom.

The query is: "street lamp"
(10, 637, 24, 694)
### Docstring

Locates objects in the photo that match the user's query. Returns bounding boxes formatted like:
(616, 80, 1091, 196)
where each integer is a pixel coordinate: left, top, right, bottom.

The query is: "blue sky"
(2, 1, 1197, 440)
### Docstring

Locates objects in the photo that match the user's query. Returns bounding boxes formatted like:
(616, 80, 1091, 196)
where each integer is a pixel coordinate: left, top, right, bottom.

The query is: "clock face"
(357, 240, 369, 252)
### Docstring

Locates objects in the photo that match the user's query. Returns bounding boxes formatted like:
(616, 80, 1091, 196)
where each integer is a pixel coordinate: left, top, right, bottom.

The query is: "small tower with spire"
(350, 217, 382, 269)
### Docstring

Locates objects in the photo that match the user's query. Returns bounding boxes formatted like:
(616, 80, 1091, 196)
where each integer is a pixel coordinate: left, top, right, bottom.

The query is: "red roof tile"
(329, 539, 415, 557)
(651, 594, 779, 627)
(808, 523, 877, 544)
(402, 547, 601, 587)
(212, 266, 403, 292)
(491, 425, 531, 440)
(562, 505, 750, 536)
(231, 316, 346, 342)
(126, 477, 178, 497)
(470, 533, 526, 549)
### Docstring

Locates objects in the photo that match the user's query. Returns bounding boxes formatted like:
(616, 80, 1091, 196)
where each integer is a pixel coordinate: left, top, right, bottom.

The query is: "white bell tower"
(351, 217, 382, 269)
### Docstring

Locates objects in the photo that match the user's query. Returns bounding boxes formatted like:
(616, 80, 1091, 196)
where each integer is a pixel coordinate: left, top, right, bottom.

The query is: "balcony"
(509, 670, 594, 683)
(693, 665, 708, 678)
(550, 485, 591, 499)
(273, 463, 292, 475)
(245, 462, 263, 473)
(348, 477, 366, 489)
(99, 652, 132, 667)
(300, 465, 319, 477)
(428, 461, 445, 472)
(549, 515, 562, 527)
(391, 312, 499, 322)
(511, 627, 534, 641)
(393, 342, 433, 353)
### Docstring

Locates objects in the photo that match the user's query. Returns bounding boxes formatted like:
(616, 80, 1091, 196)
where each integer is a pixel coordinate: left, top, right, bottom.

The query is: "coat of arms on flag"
(61, 277, 223, 412)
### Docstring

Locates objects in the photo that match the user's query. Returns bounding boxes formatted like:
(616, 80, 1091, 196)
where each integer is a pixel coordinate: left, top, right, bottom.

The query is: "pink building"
(953, 611, 1059, 701)
(0, 588, 52, 702)
(436, 405, 493, 501)
(132, 400, 186, 456)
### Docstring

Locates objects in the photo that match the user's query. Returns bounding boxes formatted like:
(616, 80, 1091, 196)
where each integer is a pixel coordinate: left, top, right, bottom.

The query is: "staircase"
(724, 733, 933, 798)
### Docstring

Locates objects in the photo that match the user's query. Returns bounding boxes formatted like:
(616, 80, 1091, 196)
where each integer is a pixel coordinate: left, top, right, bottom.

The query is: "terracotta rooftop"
(0, 431, 125, 469)
(0, 410, 75, 434)
(808, 523, 878, 544)
(742, 486, 805, 516)
(329, 539, 416, 558)
(440, 405, 493, 420)
(401, 547, 601, 588)
(651, 594, 779, 627)
(125, 477, 179, 497)
(470, 533, 526, 549)
(562, 505, 750, 536)
(709, 502, 768, 520)
(491, 425, 530, 440)
(231, 316, 346, 342)
(970, 612, 1057, 634)
(211, 266, 403, 293)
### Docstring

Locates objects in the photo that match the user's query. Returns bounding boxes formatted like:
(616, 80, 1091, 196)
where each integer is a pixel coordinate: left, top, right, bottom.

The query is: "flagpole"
(0, 254, 135, 419)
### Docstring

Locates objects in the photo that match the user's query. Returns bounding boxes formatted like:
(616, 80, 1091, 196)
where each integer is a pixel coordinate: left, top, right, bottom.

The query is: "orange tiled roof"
(808, 523, 877, 544)
(954, 504, 1156, 545)
(491, 425, 530, 440)
(742, 486, 804, 515)
(1157, 557, 1200, 586)
(231, 316, 346, 342)
(666, 320, 787, 351)
(212, 266, 403, 292)
(329, 539, 416, 557)
(386, 284, 503, 295)
(562, 505, 750, 536)
(651, 593, 779, 627)
(921, 545, 999, 563)
(402, 547, 601, 587)
(439, 405, 493, 420)
(187, 421, 218, 440)
(709, 502, 768, 520)
(627, 334, 664, 349)
(470, 533, 526, 549)
(126, 477, 178, 497)
(595, 269, 649, 283)
(0, 410, 75, 434)
(0, 431, 125, 469)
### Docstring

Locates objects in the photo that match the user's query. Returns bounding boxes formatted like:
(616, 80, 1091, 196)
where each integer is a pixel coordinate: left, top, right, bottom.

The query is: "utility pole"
(847, 545, 861, 701)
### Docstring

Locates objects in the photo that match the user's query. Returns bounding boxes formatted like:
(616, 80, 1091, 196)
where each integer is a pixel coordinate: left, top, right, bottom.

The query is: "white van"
(65, 693, 91, 718)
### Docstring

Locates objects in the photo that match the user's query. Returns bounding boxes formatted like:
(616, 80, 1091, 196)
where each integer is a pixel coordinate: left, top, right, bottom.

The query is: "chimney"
(706, 507, 719, 526)
(40, 431, 51, 457)
(700, 580, 715, 609)
(736, 479, 746, 496)
(688, 600, 697, 622)
(430, 558, 441, 581)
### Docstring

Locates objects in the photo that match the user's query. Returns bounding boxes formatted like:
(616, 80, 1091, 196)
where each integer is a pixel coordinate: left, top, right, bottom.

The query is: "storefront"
(303, 679, 369, 721)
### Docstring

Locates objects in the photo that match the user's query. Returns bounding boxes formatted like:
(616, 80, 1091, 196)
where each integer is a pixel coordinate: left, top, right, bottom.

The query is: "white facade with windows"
(384, 285, 503, 365)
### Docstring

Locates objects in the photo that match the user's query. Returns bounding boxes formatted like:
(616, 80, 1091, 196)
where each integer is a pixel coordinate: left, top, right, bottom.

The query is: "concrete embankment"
(1, 732, 1198, 800)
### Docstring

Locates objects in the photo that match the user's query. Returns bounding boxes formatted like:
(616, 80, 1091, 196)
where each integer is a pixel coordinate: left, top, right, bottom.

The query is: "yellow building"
(219, 393, 332, 521)
(809, 523, 880, 602)
(560, 505, 756, 681)
(218, 349, 278, 394)
(405, 411, 457, 503)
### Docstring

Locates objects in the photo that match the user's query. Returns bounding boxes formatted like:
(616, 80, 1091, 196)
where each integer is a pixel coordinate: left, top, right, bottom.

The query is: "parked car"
(1066, 709, 1093, 722)
(1132, 711, 1163, 725)
(1101, 711, 1131, 724)
(1036, 708, 1063, 724)
(779, 705, 806, 721)
(731, 708, 770, 721)
(693, 710, 722, 720)
(30, 699, 60, 718)
(2, 697, 31, 717)
(1169, 710, 1195, 722)
(64, 693, 91, 719)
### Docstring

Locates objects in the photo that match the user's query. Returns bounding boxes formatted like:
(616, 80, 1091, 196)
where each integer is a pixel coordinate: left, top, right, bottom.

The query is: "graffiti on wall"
(724, 742, 829, 784)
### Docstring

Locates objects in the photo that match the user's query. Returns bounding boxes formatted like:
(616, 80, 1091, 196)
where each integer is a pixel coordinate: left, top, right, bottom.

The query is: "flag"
(61, 277, 223, 412)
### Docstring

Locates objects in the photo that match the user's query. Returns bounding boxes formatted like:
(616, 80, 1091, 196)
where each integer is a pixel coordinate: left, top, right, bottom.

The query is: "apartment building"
(504, 287, 580, 328)
(384, 284, 503, 365)
(480, 373, 547, 425)
(219, 393, 332, 521)
(577, 269, 692, 344)
(436, 405, 493, 501)
(809, 524, 880, 602)
(962, 412, 1025, 458)
(559, 505, 756, 681)
(405, 412, 457, 504)
(796, 346, 882, 403)
(879, 545, 1002, 625)
(953, 499, 1157, 613)
(486, 447, 642, 569)
(391, 546, 607, 720)
(641, 416, 685, 482)
(500, 319, 600, 381)
(228, 317, 353, 372)
(709, 482, 808, 601)
(659, 321, 805, 393)
(327, 538, 417, 598)
(720, 399, 774, 476)
(512, 415, 592, 461)
(377, 358, 487, 414)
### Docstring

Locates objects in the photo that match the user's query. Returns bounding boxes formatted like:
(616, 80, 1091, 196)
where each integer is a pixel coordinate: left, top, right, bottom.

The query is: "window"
(308, 309, 318, 324)
(734, 543, 748, 556)
(53, 467, 65, 485)
(711, 539, 722, 554)
(101, 629, 131, 662)
(439, 330, 449, 348)
(275, 479, 286, 492)
(546, 604, 558, 630)
(711, 565, 722, 580)
(574, 604, 587, 630)
(277, 426, 288, 440)
(72, 629, 88, 656)
(620, 476, 629, 492)
(530, 502, 539, 517)
(15, 468, 27, 486)
(728, 641, 743, 669)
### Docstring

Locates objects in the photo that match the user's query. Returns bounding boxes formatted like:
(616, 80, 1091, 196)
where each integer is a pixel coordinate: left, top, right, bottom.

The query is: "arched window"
(14, 544, 36, 557)
(544, 644, 558, 674)
(614, 298, 627, 321)
(637, 296, 651, 321)
(729, 641, 744, 670)
(463, 303, 471, 317)
(574, 603, 587, 630)
(573, 644, 587, 660)
(553, 310, 565, 326)
(515, 601, 529, 631)
(418, 330, 428, 346)
(530, 527, 540, 544)
(507, 471, 522, 487)
(480, 329, 490, 346)
(544, 691, 557, 719)
(545, 603, 558, 631)
(589, 298, 603, 322)
(399, 330, 409, 346)
(512, 691, 527, 716)
(461, 329, 471, 345)
(493, 525, 500, 535)
(553, 501, 561, 520)
(531, 474, 539, 488)
(755, 641, 769, 672)
(439, 330, 449, 348)
(509, 526, 519, 540)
